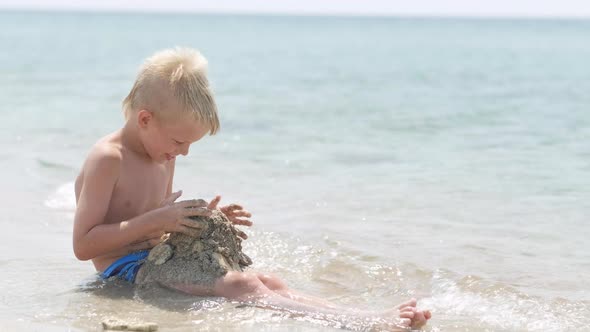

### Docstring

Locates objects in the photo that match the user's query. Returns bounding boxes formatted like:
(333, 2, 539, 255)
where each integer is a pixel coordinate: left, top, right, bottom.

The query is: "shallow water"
(0, 11, 589, 331)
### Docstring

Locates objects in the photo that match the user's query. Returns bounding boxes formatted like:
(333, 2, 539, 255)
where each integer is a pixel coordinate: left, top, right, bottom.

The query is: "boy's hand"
(208, 195, 253, 239)
(156, 190, 213, 236)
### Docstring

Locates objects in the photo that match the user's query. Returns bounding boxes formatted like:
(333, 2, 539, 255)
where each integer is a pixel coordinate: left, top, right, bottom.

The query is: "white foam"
(45, 182, 76, 211)
(421, 269, 587, 331)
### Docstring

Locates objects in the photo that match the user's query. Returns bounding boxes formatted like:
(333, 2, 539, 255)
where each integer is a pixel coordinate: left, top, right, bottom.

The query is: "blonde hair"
(123, 47, 219, 135)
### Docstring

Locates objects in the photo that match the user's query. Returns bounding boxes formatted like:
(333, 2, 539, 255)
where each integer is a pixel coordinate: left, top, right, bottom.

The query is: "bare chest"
(105, 158, 171, 223)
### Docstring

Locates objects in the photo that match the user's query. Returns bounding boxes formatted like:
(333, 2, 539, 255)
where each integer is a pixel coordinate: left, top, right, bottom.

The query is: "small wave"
(421, 269, 589, 331)
(45, 182, 76, 211)
(36, 158, 75, 171)
(243, 230, 324, 280)
(58, 229, 590, 331)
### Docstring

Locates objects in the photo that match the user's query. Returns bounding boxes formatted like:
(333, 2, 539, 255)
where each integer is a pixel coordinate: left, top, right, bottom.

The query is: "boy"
(73, 48, 431, 330)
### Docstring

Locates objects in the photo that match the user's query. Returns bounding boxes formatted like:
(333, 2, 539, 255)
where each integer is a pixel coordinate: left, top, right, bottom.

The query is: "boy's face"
(138, 109, 210, 163)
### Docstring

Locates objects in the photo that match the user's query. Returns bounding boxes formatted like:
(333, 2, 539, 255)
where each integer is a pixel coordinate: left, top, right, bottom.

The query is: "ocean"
(0, 10, 589, 331)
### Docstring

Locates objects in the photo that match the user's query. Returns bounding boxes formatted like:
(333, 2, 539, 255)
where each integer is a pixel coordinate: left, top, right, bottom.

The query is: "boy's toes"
(424, 310, 432, 320)
(410, 311, 429, 329)
(400, 306, 416, 313)
(399, 311, 415, 320)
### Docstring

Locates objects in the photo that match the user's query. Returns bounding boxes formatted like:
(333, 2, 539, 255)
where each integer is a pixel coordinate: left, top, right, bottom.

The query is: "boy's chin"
(162, 153, 176, 163)
(149, 154, 170, 163)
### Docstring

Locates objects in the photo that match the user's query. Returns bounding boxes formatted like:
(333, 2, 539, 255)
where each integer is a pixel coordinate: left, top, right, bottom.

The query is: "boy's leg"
(255, 272, 430, 327)
(255, 273, 342, 309)
(165, 271, 427, 330)
(257, 272, 389, 312)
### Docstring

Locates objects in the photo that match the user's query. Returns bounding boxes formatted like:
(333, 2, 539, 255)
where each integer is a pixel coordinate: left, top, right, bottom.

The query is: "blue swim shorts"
(100, 250, 149, 283)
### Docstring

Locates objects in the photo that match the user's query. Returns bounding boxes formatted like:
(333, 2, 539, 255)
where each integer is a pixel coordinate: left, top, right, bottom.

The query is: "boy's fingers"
(230, 210, 252, 218)
(170, 190, 182, 202)
(222, 204, 244, 213)
(177, 225, 203, 237)
(182, 207, 212, 217)
(237, 230, 248, 240)
(207, 195, 221, 210)
(179, 199, 208, 208)
(180, 218, 207, 228)
(226, 204, 243, 211)
(232, 218, 253, 226)
(161, 190, 182, 205)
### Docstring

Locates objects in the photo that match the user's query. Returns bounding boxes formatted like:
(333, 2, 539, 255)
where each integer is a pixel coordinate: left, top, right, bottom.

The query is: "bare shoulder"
(76, 134, 123, 194)
(89, 139, 122, 166)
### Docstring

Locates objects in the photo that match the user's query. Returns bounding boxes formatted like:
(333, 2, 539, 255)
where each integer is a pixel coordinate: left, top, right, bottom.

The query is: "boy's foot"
(381, 298, 432, 330)
(399, 306, 431, 329)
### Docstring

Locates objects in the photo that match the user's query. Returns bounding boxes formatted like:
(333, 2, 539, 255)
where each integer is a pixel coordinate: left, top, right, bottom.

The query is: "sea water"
(0, 11, 589, 331)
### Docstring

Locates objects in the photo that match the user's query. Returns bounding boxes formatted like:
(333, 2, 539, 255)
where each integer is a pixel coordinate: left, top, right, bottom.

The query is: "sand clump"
(135, 210, 252, 287)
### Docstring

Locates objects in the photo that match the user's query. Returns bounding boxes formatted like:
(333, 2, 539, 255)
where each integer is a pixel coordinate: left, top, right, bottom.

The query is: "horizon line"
(1, 7, 590, 20)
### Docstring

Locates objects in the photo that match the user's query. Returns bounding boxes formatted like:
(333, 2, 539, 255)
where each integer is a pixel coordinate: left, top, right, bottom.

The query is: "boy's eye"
(173, 139, 183, 145)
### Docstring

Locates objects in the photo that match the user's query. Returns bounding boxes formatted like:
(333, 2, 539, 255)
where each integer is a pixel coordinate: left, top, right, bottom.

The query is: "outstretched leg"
(256, 272, 430, 329)
(256, 273, 344, 310)
(166, 271, 430, 330)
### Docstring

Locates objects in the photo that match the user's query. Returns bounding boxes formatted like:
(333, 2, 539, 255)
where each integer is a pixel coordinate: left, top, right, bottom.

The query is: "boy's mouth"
(165, 153, 175, 161)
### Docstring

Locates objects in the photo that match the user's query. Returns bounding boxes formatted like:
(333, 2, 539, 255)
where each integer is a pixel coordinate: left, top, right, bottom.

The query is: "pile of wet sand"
(136, 210, 252, 287)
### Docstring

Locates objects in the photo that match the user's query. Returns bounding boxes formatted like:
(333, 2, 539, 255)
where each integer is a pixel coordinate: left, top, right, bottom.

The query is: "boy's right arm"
(73, 148, 211, 261)
(73, 147, 159, 260)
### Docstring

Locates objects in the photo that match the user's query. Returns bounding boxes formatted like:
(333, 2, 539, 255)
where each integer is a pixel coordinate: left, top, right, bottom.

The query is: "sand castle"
(135, 210, 252, 286)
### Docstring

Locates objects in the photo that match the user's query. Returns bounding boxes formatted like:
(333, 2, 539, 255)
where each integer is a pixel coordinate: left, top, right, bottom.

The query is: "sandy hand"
(156, 190, 213, 236)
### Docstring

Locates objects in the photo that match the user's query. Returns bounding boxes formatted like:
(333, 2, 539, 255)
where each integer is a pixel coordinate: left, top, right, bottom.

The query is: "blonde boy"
(73, 48, 430, 330)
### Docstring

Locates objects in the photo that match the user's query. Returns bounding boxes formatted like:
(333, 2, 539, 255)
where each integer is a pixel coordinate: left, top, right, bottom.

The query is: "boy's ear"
(137, 109, 153, 128)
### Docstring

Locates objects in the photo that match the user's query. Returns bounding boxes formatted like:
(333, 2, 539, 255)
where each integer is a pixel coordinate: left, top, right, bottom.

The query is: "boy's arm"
(72, 148, 163, 261)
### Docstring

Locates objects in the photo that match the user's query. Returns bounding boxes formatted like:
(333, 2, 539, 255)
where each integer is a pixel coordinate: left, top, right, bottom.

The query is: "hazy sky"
(1, 0, 590, 18)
